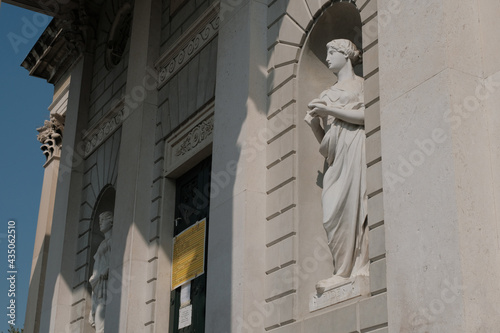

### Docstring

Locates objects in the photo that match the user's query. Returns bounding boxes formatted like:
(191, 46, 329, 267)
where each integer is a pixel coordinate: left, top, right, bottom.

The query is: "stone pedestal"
(309, 275, 370, 312)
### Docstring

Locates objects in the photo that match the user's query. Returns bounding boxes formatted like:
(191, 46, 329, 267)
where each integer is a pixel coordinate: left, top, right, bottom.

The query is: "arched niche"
(296, 1, 363, 315)
(299, 2, 363, 107)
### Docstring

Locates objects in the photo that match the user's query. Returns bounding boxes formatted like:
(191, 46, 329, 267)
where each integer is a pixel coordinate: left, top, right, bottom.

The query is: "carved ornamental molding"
(37, 114, 65, 162)
(82, 102, 124, 158)
(175, 118, 214, 156)
(165, 102, 214, 176)
(155, 2, 219, 89)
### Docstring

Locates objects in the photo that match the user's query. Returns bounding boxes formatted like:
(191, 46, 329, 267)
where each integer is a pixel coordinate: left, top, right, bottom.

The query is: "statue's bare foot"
(316, 275, 349, 294)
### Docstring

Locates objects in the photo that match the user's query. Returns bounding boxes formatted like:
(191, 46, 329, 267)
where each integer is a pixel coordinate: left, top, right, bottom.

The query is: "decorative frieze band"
(82, 102, 124, 158)
(165, 102, 214, 176)
(155, 2, 220, 89)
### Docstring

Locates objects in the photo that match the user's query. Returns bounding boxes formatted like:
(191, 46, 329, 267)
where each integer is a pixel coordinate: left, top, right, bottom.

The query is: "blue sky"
(0, 3, 52, 331)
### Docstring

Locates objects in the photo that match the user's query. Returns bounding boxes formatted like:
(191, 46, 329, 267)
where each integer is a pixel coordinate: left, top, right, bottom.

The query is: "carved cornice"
(82, 101, 124, 158)
(21, 1, 99, 84)
(155, 2, 220, 89)
(37, 114, 65, 162)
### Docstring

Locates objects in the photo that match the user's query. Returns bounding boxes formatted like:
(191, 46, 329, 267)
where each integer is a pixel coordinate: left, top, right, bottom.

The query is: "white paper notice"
(178, 304, 192, 329)
(180, 282, 191, 307)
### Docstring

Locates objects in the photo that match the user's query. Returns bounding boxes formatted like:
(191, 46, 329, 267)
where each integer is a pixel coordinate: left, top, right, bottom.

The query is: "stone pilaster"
(206, 1, 268, 331)
(103, 0, 162, 332)
(24, 114, 65, 333)
(378, 0, 500, 331)
(38, 52, 93, 333)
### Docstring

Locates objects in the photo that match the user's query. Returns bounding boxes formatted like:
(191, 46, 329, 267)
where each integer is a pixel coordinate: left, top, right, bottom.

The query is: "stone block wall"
(66, 2, 134, 327)
(87, 0, 131, 128)
(68, 128, 121, 332)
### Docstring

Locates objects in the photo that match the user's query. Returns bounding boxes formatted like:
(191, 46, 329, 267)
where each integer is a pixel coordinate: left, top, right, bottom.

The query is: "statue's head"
(99, 211, 113, 233)
(326, 39, 361, 70)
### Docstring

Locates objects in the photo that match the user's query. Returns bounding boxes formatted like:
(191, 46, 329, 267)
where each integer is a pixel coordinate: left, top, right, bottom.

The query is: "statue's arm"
(309, 102, 365, 125)
(304, 113, 325, 144)
(89, 264, 98, 288)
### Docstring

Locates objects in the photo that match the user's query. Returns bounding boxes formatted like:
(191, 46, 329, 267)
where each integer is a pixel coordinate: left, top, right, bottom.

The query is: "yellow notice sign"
(171, 218, 206, 290)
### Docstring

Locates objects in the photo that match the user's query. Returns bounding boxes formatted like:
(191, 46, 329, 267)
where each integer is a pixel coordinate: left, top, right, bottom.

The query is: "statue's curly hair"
(99, 211, 113, 221)
(326, 39, 362, 65)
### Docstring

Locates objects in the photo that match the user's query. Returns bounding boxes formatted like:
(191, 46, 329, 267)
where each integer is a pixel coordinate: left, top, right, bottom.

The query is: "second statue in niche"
(305, 39, 368, 294)
(89, 211, 113, 332)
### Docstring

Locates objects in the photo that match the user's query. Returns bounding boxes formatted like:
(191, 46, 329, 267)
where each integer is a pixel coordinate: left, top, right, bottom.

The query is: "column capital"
(37, 114, 65, 162)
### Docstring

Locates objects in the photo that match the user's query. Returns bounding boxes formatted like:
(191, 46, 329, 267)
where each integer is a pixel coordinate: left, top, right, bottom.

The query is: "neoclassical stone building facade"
(10, 0, 500, 332)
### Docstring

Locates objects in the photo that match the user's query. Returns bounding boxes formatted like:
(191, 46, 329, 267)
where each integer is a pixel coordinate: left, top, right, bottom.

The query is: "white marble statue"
(304, 39, 369, 294)
(89, 211, 113, 332)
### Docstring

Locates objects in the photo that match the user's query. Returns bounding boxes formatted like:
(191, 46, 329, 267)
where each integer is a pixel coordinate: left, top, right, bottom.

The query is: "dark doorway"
(170, 156, 211, 333)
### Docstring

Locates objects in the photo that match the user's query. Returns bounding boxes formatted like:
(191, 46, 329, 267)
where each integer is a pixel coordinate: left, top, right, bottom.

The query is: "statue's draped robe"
(318, 76, 369, 278)
(89, 237, 111, 333)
